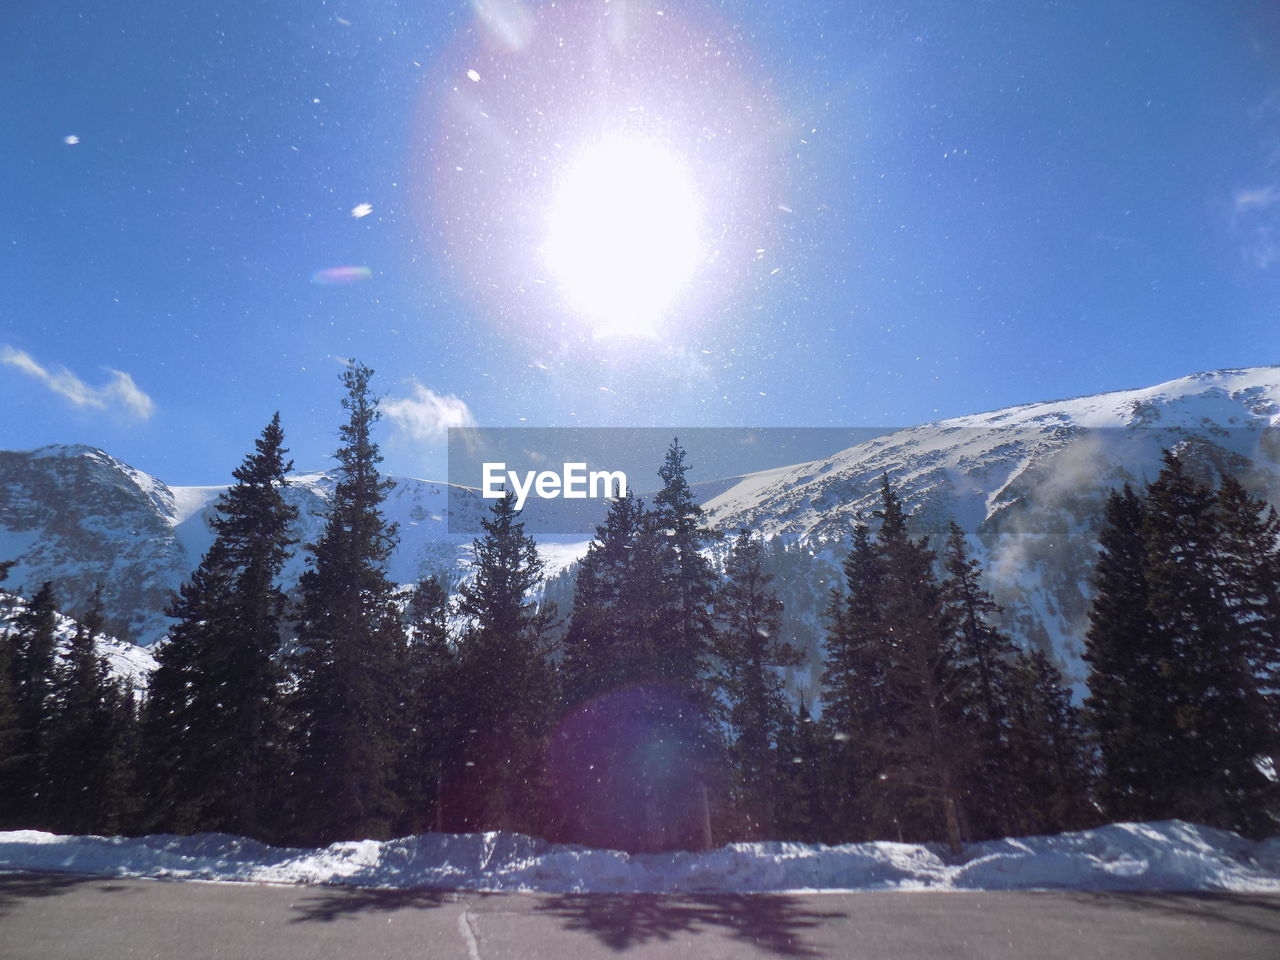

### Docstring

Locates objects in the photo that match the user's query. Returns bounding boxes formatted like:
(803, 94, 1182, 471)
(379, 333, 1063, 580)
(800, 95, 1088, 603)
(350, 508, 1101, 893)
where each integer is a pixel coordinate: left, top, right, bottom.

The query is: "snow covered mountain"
(0, 591, 157, 695)
(703, 366, 1280, 693)
(1, 366, 1277, 689)
(0, 445, 494, 646)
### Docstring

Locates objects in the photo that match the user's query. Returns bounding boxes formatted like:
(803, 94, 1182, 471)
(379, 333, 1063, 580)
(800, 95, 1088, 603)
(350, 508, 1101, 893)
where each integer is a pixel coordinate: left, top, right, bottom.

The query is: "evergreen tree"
(454, 494, 555, 833)
(0, 561, 22, 826)
(0, 625, 22, 828)
(1083, 484, 1165, 821)
(203, 411, 297, 836)
(773, 700, 831, 842)
(1004, 649, 1095, 834)
(820, 478, 975, 849)
(43, 586, 135, 834)
(9, 581, 59, 823)
(652, 438, 720, 700)
(939, 522, 1020, 838)
(1214, 476, 1280, 724)
(1143, 452, 1275, 835)
(144, 545, 238, 832)
(398, 575, 457, 834)
(1084, 456, 1279, 835)
(650, 439, 723, 847)
(561, 492, 656, 702)
(143, 414, 297, 838)
(872, 478, 970, 852)
(555, 490, 716, 850)
(713, 529, 802, 839)
(12, 582, 58, 733)
(820, 518, 888, 840)
(292, 362, 407, 843)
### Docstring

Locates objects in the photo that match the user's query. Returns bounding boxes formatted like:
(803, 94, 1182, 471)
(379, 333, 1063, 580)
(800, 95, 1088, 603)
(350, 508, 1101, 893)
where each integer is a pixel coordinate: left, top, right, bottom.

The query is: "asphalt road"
(1, 874, 1278, 959)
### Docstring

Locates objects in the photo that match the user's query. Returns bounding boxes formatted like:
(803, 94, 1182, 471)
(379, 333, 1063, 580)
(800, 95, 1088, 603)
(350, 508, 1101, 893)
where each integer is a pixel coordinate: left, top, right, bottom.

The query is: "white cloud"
(1230, 181, 1280, 269)
(1, 346, 155, 420)
(1245, 225, 1280, 270)
(383, 381, 476, 445)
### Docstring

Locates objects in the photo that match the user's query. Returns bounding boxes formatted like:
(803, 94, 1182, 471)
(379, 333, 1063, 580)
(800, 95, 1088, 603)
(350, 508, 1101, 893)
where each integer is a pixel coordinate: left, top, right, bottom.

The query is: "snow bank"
(3, 821, 1279, 893)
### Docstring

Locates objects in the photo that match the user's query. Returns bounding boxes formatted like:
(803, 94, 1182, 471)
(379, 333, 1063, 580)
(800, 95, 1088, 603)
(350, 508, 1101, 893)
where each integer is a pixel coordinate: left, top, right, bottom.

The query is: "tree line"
(2, 366, 1277, 847)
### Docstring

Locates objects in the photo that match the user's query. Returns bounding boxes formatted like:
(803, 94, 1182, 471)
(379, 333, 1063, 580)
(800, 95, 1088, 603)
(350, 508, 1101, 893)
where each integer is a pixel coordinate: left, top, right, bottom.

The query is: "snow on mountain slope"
(0, 446, 192, 646)
(2, 820, 1277, 893)
(0, 592, 157, 695)
(0, 445, 585, 649)
(1, 366, 1276, 679)
(703, 367, 1280, 693)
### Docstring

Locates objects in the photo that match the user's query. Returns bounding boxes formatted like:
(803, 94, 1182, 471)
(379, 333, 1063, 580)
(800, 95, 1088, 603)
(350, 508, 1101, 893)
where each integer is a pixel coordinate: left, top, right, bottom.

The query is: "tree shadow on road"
(0, 873, 139, 918)
(288, 885, 461, 923)
(1057, 891, 1280, 938)
(534, 893, 844, 956)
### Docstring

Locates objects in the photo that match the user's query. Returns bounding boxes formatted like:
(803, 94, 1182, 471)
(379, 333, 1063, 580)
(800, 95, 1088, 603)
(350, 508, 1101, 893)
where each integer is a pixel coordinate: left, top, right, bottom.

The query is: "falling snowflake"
(63, 135, 79, 145)
(351, 203, 373, 219)
(467, 69, 481, 82)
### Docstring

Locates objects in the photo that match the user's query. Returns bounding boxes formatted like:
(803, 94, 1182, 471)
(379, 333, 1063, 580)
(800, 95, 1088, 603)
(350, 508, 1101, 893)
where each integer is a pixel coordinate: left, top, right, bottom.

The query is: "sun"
(544, 137, 702, 338)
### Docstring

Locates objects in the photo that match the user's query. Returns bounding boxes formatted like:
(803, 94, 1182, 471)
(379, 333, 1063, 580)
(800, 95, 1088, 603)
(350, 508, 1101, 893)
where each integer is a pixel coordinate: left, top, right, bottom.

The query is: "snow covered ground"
(2, 821, 1278, 894)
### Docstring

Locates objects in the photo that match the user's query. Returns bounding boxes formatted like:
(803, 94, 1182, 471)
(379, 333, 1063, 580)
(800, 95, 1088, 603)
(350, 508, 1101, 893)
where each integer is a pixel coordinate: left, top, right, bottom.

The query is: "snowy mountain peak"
(2, 365, 1277, 679)
(699, 365, 1280, 694)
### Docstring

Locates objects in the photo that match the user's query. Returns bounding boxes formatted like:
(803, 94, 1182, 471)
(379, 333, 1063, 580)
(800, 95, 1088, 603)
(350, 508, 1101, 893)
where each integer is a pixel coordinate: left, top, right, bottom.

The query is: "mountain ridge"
(1, 365, 1277, 694)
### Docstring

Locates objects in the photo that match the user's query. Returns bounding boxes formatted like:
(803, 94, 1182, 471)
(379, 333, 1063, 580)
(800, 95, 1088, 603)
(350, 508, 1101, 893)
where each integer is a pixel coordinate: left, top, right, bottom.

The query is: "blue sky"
(2, 0, 1278, 484)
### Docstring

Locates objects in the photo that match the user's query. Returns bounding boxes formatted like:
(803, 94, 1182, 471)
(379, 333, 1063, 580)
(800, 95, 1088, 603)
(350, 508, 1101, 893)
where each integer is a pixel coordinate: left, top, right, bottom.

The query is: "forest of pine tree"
(1085, 451, 1280, 837)
(3, 381, 1278, 847)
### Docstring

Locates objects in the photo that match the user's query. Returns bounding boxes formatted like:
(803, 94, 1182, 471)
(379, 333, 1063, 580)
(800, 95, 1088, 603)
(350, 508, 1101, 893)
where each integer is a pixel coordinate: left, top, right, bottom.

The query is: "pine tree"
(142, 414, 297, 838)
(1005, 649, 1095, 834)
(1083, 484, 1165, 821)
(874, 479, 971, 852)
(561, 492, 655, 702)
(1143, 452, 1275, 835)
(1214, 476, 1280, 726)
(773, 700, 831, 842)
(551, 444, 725, 851)
(202, 411, 297, 837)
(650, 439, 722, 848)
(939, 522, 1021, 838)
(291, 362, 407, 843)
(144, 545, 238, 832)
(554, 491, 712, 850)
(713, 529, 802, 839)
(454, 494, 555, 834)
(42, 586, 135, 834)
(12, 582, 58, 733)
(652, 438, 720, 700)
(0, 561, 22, 826)
(0, 624, 22, 828)
(820, 518, 887, 840)
(398, 575, 457, 834)
(1084, 456, 1279, 835)
(9, 581, 59, 824)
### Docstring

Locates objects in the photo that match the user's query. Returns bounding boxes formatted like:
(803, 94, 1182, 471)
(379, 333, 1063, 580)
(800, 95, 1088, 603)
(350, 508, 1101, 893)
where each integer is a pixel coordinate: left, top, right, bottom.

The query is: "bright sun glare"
(545, 138, 702, 338)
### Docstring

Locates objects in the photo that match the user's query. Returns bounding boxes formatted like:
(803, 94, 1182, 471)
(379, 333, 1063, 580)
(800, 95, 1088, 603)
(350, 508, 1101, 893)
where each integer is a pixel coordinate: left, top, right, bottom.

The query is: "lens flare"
(546, 683, 720, 852)
(545, 138, 702, 338)
(419, 0, 787, 347)
(311, 266, 372, 286)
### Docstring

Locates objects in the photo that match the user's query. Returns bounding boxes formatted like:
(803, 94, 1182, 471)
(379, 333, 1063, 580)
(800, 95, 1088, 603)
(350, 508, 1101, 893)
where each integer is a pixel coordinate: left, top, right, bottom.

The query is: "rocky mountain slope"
(0, 590, 157, 695)
(1, 366, 1277, 696)
(703, 366, 1280, 693)
(0, 446, 493, 645)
